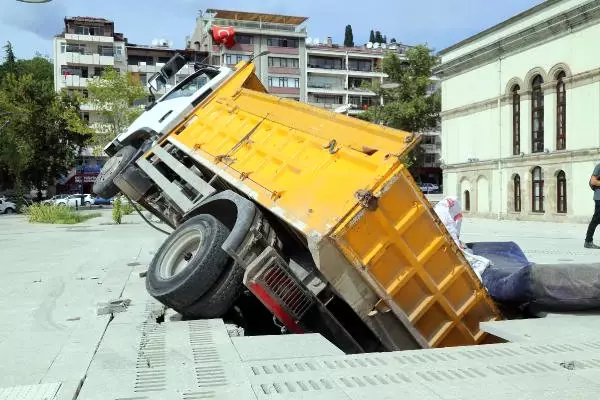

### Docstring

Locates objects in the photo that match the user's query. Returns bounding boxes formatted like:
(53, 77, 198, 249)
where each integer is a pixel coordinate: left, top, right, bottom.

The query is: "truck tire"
(146, 214, 231, 310)
(93, 145, 137, 198)
(179, 261, 245, 319)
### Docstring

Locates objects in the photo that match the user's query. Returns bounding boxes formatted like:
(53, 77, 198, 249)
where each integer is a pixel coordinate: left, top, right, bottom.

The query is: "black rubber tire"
(146, 214, 231, 310)
(180, 260, 245, 319)
(4, 208, 14, 214)
(93, 145, 137, 198)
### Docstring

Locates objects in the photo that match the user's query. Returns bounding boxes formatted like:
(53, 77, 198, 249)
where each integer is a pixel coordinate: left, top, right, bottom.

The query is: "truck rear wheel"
(146, 214, 231, 310)
(93, 145, 137, 198)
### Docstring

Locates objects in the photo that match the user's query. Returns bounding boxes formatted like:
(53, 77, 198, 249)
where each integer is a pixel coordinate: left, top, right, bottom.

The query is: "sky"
(0, 0, 545, 59)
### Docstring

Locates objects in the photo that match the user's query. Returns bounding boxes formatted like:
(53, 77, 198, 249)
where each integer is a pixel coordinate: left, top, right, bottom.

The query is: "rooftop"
(438, 0, 562, 55)
(205, 9, 308, 26)
(65, 16, 113, 24)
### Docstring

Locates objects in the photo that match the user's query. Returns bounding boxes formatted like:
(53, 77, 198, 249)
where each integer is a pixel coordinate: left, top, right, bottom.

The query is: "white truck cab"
(95, 54, 234, 197)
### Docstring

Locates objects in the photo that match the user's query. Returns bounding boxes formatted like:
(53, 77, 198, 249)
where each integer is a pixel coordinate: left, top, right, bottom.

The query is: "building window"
(268, 57, 300, 68)
(513, 174, 521, 212)
(512, 85, 520, 155)
(556, 71, 567, 151)
(267, 37, 299, 48)
(557, 170, 567, 214)
(531, 166, 544, 212)
(307, 56, 343, 70)
(348, 59, 373, 72)
(268, 77, 300, 88)
(464, 190, 471, 212)
(98, 45, 114, 56)
(531, 75, 544, 153)
(235, 34, 253, 44)
(74, 25, 105, 36)
(225, 54, 251, 65)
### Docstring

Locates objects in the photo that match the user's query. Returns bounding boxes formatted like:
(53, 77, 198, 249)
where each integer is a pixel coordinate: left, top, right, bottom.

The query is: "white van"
(94, 54, 234, 197)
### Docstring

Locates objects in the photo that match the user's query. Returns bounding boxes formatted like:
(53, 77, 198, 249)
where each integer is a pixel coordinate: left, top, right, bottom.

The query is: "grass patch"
(26, 204, 101, 224)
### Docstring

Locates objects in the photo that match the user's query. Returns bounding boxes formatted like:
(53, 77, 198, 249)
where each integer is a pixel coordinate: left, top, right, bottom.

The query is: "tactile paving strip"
(76, 315, 253, 400)
(0, 383, 61, 400)
(245, 339, 600, 399)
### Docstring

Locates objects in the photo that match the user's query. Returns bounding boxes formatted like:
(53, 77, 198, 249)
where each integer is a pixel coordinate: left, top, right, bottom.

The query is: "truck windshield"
(161, 69, 219, 102)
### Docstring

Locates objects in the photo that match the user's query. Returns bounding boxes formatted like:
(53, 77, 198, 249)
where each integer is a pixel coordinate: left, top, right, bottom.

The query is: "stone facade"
(435, 0, 600, 223)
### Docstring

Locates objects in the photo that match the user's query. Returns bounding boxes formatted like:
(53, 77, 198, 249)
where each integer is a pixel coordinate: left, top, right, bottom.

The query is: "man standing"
(585, 162, 600, 249)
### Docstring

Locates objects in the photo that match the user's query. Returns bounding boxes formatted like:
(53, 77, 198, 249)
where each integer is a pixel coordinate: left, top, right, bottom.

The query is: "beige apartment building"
(188, 9, 308, 102)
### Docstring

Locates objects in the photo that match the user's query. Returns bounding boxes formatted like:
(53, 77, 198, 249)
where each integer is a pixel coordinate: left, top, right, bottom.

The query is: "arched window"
(464, 190, 471, 212)
(531, 75, 545, 153)
(532, 166, 544, 212)
(557, 170, 567, 213)
(512, 85, 521, 155)
(514, 174, 521, 212)
(556, 71, 567, 150)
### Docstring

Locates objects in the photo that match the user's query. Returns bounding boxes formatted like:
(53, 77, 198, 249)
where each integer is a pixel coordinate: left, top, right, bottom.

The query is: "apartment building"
(53, 17, 127, 127)
(306, 40, 388, 114)
(188, 9, 308, 101)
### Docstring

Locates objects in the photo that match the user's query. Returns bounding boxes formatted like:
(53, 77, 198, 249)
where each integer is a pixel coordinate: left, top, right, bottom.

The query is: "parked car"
(92, 196, 113, 206)
(55, 194, 94, 207)
(0, 199, 17, 214)
(42, 194, 68, 205)
(419, 182, 440, 194)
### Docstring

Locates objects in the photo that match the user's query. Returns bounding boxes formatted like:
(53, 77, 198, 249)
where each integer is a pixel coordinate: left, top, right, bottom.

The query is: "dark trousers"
(585, 200, 600, 243)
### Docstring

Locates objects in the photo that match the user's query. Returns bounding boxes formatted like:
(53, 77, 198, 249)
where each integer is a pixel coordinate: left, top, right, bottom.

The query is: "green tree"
(344, 25, 354, 47)
(369, 30, 375, 43)
(391, 38, 397, 44)
(86, 66, 147, 152)
(361, 45, 441, 171)
(0, 47, 92, 201)
(0, 41, 17, 81)
(375, 31, 383, 43)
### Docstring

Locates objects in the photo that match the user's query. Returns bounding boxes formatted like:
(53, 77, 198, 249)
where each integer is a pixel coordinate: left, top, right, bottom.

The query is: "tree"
(369, 30, 375, 43)
(375, 31, 383, 43)
(86, 67, 147, 152)
(0, 42, 16, 79)
(344, 25, 355, 47)
(0, 47, 92, 201)
(361, 45, 441, 172)
(391, 38, 397, 44)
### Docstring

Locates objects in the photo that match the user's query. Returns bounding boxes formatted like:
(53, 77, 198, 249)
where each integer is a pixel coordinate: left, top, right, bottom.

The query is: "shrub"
(112, 196, 122, 224)
(26, 204, 100, 224)
(121, 200, 135, 216)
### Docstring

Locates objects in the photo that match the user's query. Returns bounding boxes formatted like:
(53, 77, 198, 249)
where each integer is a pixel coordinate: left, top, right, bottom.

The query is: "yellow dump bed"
(160, 62, 502, 348)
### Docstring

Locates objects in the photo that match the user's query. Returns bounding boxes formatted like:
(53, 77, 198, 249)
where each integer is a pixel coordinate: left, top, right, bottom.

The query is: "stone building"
(435, 0, 600, 222)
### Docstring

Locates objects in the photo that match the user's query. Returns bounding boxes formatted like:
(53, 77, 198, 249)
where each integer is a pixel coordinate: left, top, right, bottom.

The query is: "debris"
(128, 261, 141, 267)
(97, 298, 132, 316)
(139, 270, 148, 278)
(225, 324, 245, 337)
(90, 277, 99, 280)
(67, 317, 81, 322)
(32, 279, 42, 283)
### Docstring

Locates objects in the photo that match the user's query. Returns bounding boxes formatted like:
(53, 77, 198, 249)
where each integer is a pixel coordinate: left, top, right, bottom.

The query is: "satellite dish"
(373, 42, 380, 49)
(381, 43, 387, 49)
(366, 42, 373, 49)
(152, 39, 159, 46)
(314, 37, 320, 45)
(306, 37, 313, 45)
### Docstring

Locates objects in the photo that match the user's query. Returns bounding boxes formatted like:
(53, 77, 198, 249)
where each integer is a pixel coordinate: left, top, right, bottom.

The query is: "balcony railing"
(212, 18, 306, 33)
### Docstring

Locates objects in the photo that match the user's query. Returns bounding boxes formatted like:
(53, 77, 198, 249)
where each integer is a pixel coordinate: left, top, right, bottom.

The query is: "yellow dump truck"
(96, 58, 502, 353)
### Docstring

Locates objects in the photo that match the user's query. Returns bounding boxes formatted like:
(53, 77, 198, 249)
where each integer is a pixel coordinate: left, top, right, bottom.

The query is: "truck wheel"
(93, 145, 137, 198)
(179, 260, 245, 319)
(146, 214, 231, 310)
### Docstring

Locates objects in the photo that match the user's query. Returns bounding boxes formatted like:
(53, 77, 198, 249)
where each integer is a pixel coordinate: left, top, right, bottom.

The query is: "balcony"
(268, 87, 300, 95)
(309, 102, 343, 110)
(347, 69, 386, 78)
(268, 67, 300, 75)
(212, 44, 254, 53)
(65, 33, 114, 43)
(64, 52, 114, 66)
(127, 64, 162, 74)
(79, 102, 96, 112)
(306, 83, 346, 95)
(60, 75, 91, 88)
(212, 18, 306, 36)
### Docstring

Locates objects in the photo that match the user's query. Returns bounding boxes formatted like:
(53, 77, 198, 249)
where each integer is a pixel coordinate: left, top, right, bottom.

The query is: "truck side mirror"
(161, 54, 187, 79)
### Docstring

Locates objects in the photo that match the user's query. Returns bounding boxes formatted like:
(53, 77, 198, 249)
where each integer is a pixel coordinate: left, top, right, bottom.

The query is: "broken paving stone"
(67, 317, 81, 322)
(32, 279, 42, 283)
(97, 298, 132, 316)
(128, 261, 141, 267)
